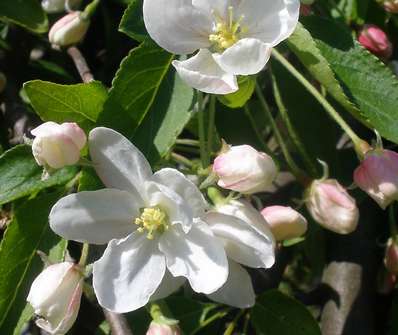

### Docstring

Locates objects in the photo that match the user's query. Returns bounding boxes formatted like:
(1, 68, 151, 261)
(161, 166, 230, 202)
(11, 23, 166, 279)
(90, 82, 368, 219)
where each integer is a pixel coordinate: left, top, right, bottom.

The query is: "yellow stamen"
(134, 207, 168, 240)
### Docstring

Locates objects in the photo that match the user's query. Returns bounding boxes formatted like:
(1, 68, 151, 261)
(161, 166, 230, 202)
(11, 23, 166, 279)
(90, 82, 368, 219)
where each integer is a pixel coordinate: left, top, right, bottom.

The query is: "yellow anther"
(209, 6, 245, 51)
(134, 207, 169, 240)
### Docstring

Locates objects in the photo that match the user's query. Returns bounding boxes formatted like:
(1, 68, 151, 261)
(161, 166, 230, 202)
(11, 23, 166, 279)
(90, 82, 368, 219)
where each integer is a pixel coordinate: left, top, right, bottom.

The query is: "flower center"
(135, 207, 169, 240)
(209, 6, 245, 51)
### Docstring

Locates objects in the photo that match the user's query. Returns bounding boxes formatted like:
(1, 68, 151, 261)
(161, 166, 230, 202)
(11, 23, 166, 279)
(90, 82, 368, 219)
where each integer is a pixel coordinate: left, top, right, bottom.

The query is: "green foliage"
(0, 0, 48, 33)
(119, 0, 147, 42)
(132, 71, 194, 164)
(24, 80, 108, 130)
(0, 192, 66, 333)
(97, 40, 174, 137)
(218, 76, 256, 109)
(0, 145, 77, 206)
(251, 290, 321, 335)
(290, 16, 398, 144)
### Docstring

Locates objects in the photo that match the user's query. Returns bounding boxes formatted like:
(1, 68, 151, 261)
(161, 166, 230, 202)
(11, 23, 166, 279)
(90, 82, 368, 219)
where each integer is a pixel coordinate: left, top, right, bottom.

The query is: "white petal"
(205, 212, 275, 268)
(159, 219, 228, 294)
(172, 49, 238, 94)
(213, 38, 272, 75)
(89, 127, 152, 197)
(192, 0, 229, 18)
(50, 189, 142, 244)
(146, 181, 193, 233)
(143, 0, 212, 54)
(150, 270, 186, 301)
(238, 0, 300, 46)
(208, 260, 255, 308)
(93, 232, 166, 313)
(152, 168, 208, 217)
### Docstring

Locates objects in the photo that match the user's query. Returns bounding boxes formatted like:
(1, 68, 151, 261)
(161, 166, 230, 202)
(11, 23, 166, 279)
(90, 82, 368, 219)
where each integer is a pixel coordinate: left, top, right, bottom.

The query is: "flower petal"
(152, 168, 208, 217)
(208, 260, 255, 308)
(238, 0, 300, 46)
(89, 127, 152, 197)
(143, 0, 212, 54)
(145, 181, 193, 233)
(150, 270, 186, 301)
(172, 49, 238, 94)
(159, 219, 228, 294)
(213, 38, 272, 75)
(50, 189, 142, 244)
(93, 232, 166, 313)
(205, 212, 275, 268)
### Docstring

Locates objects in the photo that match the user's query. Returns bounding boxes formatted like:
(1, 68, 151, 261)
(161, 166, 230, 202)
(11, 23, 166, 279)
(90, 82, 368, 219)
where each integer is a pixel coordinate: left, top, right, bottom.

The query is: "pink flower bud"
(49, 11, 90, 47)
(213, 145, 277, 194)
(27, 262, 84, 335)
(382, 0, 398, 13)
(306, 179, 359, 234)
(146, 322, 181, 335)
(31, 121, 86, 169)
(354, 149, 398, 209)
(358, 25, 393, 59)
(300, 5, 312, 16)
(385, 238, 398, 274)
(261, 206, 308, 241)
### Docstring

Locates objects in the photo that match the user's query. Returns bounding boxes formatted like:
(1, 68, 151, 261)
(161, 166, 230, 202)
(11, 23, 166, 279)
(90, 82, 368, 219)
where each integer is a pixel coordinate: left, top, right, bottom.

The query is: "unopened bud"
(27, 262, 84, 335)
(146, 321, 181, 335)
(49, 11, 90, 47)
(380, 0, 398, 13)
(31, 121, 87, 169)
(358, 25, 393, 59)
(306, 179, 359, 234)
(261, 206, 308, 241)
(213, 145, 277, 194)
(354, 149, 398, 209)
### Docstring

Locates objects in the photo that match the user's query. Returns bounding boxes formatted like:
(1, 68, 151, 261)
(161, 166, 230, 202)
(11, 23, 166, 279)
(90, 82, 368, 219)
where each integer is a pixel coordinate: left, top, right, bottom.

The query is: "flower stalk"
(271, 48, 369, 159)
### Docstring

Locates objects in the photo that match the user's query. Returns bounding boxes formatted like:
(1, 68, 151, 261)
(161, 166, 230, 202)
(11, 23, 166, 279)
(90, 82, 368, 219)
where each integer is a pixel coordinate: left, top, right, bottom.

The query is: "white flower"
(150, 199, 275, 308)
(204, 199, 275, 308)
(31, 121, 87, 169)
(143, 0, 300, 94)
(27, 262, 84, 335)
(49, 127, 228, 313)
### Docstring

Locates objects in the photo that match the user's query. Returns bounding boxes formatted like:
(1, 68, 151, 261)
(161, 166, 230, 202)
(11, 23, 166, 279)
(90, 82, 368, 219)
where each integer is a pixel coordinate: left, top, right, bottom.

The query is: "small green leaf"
(218, 76, 256, 109)
(119, 0, 147, 42)
(24, 80, 108, 130)
(0, 0, 48, 33)
(132, 70, 194, 164)
(0, 191, 65, 332)
(0, 145, 77, 206)
(251, 290, 321, 335)
(97, 40, 174, 137)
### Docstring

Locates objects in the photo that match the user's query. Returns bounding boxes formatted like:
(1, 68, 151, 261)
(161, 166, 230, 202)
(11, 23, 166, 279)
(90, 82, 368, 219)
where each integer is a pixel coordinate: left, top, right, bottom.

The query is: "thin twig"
(103, 310, 133, 335)
(67, 46, 94, 83)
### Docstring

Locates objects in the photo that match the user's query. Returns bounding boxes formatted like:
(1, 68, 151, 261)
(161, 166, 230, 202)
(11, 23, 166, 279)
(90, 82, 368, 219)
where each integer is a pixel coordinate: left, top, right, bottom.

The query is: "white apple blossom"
(143, 0, 300, 94)
(152, 199, 275, 308)
(49, 127, 228, 313)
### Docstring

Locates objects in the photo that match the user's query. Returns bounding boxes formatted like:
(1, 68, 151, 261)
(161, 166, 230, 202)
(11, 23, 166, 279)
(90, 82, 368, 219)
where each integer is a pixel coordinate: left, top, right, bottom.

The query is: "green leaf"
(251, 290, 321, 335)
(97, 40, 174, 137)
(119, 0, 147, 42)
(0, 145, 77, 206)
(24, 80, 108, 130)
(0, 192, 65, 332)
(132, 70, 194, 164)
(286, 23, 358, 117)
(298, 16, 398, 144)
(0, 0, 48, 33)
(218, 76, 256, 109)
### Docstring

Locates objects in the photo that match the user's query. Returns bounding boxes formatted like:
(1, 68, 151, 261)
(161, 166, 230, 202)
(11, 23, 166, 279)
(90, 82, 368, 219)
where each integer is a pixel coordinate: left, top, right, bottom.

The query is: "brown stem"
(103, 309, 133, 335)
(67, 46, 94, 83)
